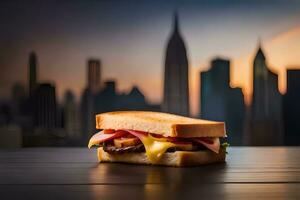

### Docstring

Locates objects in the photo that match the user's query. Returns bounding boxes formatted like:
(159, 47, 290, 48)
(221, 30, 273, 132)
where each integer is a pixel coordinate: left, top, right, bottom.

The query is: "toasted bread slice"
(98, 147, 226, 167)
(96, 111, 225, 137)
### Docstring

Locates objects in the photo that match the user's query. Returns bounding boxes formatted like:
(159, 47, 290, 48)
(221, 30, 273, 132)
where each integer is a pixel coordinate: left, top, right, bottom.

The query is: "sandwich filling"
(88, 129, 222, 163)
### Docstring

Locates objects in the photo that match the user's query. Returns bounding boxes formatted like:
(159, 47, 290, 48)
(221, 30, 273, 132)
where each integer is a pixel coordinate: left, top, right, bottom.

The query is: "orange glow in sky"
(191, 26, 300, 115)
(232, 26, 300, 104)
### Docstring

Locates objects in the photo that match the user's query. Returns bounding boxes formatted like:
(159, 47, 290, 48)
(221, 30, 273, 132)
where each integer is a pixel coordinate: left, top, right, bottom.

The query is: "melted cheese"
(126, 130, 222, 163)
(140, 135, 176, 163)
(127, 130, 176, 163)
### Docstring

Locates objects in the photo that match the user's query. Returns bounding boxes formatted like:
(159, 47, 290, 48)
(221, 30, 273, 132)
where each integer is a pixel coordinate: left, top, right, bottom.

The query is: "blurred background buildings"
(163, 13, 189, 116)
(1, 1, 300, 147)
(200, 58, 245, 145)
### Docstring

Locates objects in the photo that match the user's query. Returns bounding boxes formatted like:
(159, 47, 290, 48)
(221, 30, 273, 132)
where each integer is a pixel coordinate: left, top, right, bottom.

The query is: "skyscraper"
(28, 52, 38, 96)
(80, 59, 101, 139)
(245, 43, 283, 145)
(283, 69, 300, 145)
(163, 13, 189, 116)
(80, 88, 95, 140)
(33, 83, 57, 129)
(63, 90, 80, 138)
(88, 59, 101, 94)
(11, 83, 27, 126)
(200, 58, 245, 145)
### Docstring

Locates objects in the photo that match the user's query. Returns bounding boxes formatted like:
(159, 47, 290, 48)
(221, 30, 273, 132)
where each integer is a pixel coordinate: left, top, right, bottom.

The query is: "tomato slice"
(103, 129, 115, 134)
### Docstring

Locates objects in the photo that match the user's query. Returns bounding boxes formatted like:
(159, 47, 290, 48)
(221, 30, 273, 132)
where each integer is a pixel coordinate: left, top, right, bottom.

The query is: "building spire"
(164, 11, 189, 116)
(29, 51, 37, 96)
(173, 11, 179, 33)
(255, 37, 266, 61)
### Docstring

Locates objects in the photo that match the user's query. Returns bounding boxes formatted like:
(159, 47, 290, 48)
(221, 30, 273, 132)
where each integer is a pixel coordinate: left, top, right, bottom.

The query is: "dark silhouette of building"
(28, 52, 38, 96)
(24, 52, 41, 129)
(33, 83, 57, 129)
(245, 43, 283, 145)
(63, 90, 80, 138)
(163, 13, 189, 116)
(80, 59, 101, 139)
(0, 102, 12, 125)
(283, 69, 300, 145)
(80, 88, 95, 139)
(11, 83, 26, 115)
(95, 81, 160, 113)
(95, 81, 117, 113)
(10, 83, 32, 128)
(200, 58, 245, 145)
(12, 83, 26, 103)
(118, 86, 148, 110)
(88, 59, 101, 94)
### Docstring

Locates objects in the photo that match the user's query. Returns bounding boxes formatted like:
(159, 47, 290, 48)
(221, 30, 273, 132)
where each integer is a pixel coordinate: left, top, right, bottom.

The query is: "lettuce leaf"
(221, 142, 230, 154)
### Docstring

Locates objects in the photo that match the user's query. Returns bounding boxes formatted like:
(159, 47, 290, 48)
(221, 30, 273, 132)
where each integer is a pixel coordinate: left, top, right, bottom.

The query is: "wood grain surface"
(1, 147, 300, 199)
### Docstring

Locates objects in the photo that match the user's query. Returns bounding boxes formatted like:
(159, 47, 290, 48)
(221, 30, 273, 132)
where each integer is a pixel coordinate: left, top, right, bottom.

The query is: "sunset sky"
(1, 0, 300, 116)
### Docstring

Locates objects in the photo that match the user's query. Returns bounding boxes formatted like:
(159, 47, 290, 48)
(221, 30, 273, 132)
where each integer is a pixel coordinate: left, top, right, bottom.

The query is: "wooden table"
(0, 147, 300, 199)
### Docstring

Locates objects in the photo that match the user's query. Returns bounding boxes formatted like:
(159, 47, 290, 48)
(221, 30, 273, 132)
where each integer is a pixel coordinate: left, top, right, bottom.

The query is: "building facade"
(63, 90, 80, 138)
(200, 58, 245, 145)
(246, 44, 283, 145)
(28, 52, 38, 96)
(283, 69, 300, 145)
(33, 83, 57, 129)
(163, 13, 189, 116)
(80, 59, 101, 139)
(88, 59, 101, 94)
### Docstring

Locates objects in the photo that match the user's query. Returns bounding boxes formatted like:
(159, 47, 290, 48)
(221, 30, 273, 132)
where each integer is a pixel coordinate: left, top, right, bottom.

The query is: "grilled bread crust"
(96, 111, 226, 138)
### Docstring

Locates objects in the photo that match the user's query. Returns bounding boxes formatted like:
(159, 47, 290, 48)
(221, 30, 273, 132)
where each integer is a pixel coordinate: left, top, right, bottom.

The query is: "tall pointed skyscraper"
(163, 13, 189, 116)
(245, 42, 283, 145)
(28, 52, 38, 96)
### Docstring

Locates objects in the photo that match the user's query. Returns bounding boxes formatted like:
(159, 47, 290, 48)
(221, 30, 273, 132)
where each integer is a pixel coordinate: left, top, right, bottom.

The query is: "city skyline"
(2, 2, 300, 147)
(2, 1, 300, 116)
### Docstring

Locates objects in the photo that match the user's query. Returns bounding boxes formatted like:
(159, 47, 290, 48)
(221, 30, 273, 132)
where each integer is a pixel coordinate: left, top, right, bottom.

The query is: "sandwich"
(88, 111, 228, 167)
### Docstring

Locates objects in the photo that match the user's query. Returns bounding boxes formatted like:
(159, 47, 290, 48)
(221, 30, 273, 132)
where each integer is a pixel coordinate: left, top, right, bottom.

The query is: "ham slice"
(88, 130, 127, 148)
(126, 130, 220, 154)
(89, 129, 221, 154)
(193, 137, 220, 153)
(126, 130, 148, 138)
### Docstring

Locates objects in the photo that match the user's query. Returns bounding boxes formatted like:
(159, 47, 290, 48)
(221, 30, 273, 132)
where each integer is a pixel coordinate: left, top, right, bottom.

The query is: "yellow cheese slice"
(138, 134, 176, 163)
